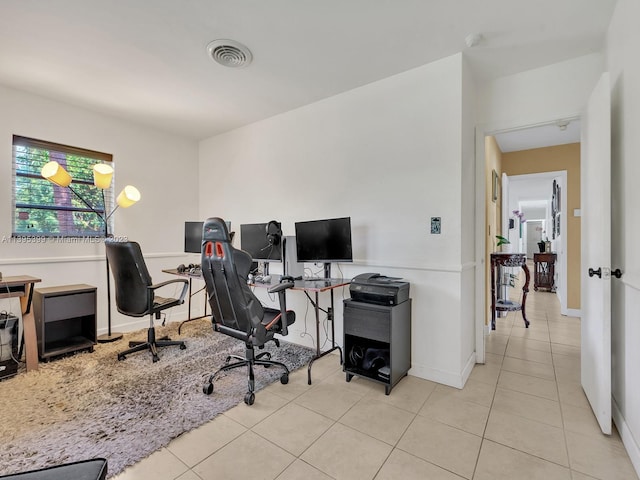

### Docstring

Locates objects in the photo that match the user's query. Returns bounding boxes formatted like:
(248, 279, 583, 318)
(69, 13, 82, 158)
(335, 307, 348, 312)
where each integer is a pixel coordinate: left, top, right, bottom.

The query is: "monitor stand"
(263, 261, 270, 276)
(323, 262, 331, 280)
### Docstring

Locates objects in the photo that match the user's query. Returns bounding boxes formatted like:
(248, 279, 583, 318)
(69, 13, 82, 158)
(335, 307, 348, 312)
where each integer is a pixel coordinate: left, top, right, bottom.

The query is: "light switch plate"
(430, 217, 441, 234)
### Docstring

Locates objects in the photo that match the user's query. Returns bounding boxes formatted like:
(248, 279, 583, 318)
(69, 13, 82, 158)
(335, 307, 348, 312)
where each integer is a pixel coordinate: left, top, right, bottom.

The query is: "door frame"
(474, 115, 579, 363)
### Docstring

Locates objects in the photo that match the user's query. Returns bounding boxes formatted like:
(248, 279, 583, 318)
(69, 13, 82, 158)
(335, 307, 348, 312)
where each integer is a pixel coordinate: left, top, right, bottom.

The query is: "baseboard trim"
(613, 397, 640, 478)
(410, 356, 474, 390)
(564, 308, 581, 317)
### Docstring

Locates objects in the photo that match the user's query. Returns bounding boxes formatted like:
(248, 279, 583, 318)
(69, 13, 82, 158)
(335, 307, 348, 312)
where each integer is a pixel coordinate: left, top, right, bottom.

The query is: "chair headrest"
(203, 217, 231, 243)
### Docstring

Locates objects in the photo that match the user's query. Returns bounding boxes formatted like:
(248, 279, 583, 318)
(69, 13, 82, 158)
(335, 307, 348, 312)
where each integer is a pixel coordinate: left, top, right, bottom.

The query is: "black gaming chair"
(105, 239, 189, 362)
(200, 217, 296, 405)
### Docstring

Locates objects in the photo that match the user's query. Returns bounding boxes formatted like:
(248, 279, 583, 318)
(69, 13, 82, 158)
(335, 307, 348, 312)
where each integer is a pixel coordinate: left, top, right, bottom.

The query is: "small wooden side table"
(534, 252, 557, 292)
(490, 253, 530, 330)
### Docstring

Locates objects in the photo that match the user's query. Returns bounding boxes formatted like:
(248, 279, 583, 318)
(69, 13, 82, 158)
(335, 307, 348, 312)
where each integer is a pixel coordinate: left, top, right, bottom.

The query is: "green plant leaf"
(496, 235, 510, 246)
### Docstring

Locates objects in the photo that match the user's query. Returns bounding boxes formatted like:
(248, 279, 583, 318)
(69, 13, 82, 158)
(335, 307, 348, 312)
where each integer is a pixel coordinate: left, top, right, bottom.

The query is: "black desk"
(162, 268, 208, 334)
(165, 266, 350, 384)
(251, 276, 350, 385)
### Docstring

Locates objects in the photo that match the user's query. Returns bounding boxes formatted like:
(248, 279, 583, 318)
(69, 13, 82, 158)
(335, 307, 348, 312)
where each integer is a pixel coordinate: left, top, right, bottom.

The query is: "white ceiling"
(0, 0, 617, 141)
(494, 119, 582, 153)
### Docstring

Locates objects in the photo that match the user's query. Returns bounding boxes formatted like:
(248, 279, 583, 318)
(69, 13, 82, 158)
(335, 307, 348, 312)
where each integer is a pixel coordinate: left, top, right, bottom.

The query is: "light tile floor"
(113, 277, 639, 480)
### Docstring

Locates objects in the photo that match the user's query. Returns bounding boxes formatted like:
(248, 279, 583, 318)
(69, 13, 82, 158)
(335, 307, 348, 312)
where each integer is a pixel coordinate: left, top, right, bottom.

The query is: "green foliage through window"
(12, 136, 114, 237)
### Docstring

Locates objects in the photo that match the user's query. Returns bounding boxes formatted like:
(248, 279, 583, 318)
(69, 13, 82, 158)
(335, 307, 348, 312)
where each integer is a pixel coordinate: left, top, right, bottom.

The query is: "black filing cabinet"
(34, 284, 97, 360)
(343, 298, 411, 394)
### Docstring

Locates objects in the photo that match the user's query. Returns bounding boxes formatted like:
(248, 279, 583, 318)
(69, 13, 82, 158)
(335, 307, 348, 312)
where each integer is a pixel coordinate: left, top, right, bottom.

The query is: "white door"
(580, 72, 612, 435)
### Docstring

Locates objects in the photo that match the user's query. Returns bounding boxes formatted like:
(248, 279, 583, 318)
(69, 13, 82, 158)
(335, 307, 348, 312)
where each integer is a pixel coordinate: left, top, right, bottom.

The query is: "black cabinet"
(343, 299, 411, 395)
(34, 284, 97, 360)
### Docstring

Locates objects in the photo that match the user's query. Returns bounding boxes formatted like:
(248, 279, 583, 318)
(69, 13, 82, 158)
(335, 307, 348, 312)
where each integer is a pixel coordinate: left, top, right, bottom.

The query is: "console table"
(490, 253, 530, 330)
(533, 252, 557, 292)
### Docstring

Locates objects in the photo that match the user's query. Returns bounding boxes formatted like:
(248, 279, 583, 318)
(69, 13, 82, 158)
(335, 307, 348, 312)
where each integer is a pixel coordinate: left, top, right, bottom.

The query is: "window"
(12, 135, 114, 237)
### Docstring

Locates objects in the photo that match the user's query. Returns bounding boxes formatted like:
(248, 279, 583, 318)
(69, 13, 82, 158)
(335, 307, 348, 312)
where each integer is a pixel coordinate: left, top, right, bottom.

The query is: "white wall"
(199, 53, 475, 388)
(0, 85, 200, 334)
(607, 0, 640, 473)
(478, 53, 605, 129)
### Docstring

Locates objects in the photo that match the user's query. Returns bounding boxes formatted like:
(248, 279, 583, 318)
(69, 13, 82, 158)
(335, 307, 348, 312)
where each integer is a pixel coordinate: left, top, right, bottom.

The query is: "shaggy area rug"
(0, 319, 314, 478)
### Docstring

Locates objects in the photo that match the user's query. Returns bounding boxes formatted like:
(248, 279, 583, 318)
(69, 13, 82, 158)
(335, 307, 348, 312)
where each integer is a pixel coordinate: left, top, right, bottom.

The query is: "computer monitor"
(295, 217, 352, 278)
(185, 220, 231, 253)
(184, 221, 204, 254)
(240, 222, 282, 262)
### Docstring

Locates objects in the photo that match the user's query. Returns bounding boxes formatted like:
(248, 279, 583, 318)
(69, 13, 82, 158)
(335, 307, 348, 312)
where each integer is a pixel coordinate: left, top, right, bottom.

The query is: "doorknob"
(613, 268, 623, 278)
(589, 267, 602, 278)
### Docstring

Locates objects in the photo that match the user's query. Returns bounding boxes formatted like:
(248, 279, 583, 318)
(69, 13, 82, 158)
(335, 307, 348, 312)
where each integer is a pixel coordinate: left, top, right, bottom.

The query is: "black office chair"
(105, 239, 189, 363)
(200, 217, 296, 405)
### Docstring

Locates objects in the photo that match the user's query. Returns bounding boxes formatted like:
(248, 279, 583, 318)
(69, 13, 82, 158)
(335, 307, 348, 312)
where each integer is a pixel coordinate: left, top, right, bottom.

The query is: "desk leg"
(178, 279, 209, 335)
(178, 278, 194, 335)
(20, 283, 39, 372)
(306, 290, 343, 385)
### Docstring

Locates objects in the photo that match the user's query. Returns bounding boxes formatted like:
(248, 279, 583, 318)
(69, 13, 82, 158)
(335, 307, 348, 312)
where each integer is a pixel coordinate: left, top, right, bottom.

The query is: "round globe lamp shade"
(116, 185, 141, 208)
(93, 164, 114, 189)
(41, 161, 72, 187)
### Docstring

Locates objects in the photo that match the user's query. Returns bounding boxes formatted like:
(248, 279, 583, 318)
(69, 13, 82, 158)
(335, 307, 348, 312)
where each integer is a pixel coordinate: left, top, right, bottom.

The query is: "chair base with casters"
(203, 336, 290, 405)
(117, 319, 186, 363)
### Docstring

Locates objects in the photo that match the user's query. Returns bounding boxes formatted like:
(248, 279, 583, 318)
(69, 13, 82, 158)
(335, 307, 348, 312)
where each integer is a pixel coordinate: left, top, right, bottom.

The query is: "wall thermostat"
(430, 217, 441, 234)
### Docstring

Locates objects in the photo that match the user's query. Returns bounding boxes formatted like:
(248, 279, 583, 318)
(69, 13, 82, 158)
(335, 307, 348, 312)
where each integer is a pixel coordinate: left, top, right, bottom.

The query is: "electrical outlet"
(430, 217, 441, 234)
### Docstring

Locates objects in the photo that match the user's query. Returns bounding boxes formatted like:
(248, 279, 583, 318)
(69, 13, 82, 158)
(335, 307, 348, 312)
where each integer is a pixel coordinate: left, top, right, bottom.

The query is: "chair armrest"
(268, 281, 294, 336)
(148, 278, 190, 304)
(267, 281, 294, 294)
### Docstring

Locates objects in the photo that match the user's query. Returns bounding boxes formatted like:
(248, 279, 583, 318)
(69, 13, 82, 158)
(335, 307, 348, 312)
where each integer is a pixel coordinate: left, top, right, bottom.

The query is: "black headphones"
(349, 345, 365, 367)
(177, 263, 199, 273)
(265, 220, 282, 246)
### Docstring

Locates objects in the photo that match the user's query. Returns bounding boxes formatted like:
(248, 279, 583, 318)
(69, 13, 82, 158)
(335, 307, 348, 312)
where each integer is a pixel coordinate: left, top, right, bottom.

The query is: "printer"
(349, 273, 410, 306)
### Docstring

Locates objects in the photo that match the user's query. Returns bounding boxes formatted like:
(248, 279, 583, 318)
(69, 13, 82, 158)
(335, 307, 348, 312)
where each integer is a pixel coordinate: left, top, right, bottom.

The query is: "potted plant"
(496, 235, 512, 253)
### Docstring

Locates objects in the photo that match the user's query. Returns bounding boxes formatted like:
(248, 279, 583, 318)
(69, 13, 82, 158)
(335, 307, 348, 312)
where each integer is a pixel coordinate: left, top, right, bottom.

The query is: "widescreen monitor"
(240, 222, 282, 262)
(294, 217, 353, 263)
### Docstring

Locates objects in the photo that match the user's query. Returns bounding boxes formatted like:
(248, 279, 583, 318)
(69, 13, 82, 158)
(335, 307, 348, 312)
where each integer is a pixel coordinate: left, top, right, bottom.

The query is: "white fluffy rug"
(0, 319, 314, 478)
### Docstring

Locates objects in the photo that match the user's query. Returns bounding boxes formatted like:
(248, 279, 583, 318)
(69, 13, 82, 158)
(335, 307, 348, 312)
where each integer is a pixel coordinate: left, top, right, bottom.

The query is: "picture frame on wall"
(492, 170, 499, 202)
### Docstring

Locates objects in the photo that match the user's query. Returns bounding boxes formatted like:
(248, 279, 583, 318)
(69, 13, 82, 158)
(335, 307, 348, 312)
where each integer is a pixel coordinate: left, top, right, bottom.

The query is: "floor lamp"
(41, 161, 141, 343)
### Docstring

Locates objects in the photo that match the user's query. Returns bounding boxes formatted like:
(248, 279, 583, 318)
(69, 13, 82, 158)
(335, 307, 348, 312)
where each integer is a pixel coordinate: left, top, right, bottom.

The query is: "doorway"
(474, 118, 579, 364)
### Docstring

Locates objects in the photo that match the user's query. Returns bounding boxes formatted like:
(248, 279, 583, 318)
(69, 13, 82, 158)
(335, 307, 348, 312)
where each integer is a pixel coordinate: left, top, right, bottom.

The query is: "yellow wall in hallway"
(485, 136, 502, 325)
(502, 143, 581, 310)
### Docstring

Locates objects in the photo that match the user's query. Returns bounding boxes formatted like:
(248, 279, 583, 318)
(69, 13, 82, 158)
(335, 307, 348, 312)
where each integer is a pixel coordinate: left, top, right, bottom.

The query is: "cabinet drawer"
(43, 291, 96, 323)
(344, 301, 390, 343)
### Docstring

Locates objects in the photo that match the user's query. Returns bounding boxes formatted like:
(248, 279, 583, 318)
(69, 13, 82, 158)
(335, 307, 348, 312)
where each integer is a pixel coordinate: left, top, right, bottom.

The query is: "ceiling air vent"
(206, 39, 253, 68)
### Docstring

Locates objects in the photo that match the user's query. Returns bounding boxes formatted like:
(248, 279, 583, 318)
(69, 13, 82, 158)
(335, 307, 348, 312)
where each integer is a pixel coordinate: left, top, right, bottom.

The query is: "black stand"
(306, 272, 344, 385)
(323, 262, 331, 280)
(97, 256, 123, 343)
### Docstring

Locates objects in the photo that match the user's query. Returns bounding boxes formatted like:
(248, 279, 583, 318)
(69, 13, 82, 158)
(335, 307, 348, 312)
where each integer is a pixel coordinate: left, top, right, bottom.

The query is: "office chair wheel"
(152, 354, 159, 363)
(280, 373, 289, 384)
(203, 382, 214, 395)
(118, 354, 126, 361)
(180, 343, 187, 350)
(244, 392, 255, 405)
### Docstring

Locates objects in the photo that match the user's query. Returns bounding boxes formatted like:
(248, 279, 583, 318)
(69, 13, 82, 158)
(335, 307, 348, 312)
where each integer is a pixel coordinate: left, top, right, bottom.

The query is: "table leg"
(20, 283, 39, 372)
(521, 263, 530, 328)
(306, 290, 343, 385)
